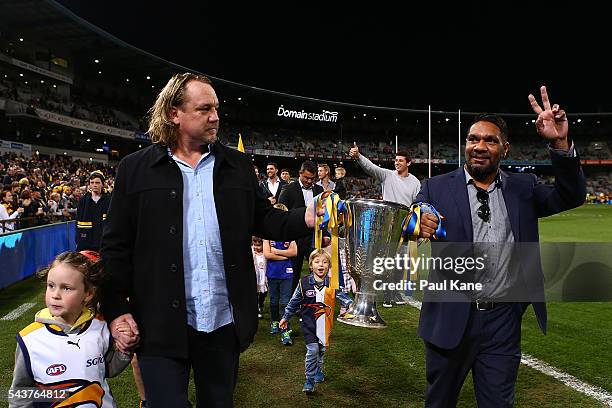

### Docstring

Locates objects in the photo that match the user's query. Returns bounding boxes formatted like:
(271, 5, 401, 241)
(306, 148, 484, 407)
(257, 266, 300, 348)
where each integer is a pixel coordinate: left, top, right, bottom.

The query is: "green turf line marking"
(1, 303, 36, 321)
(521, 354, 612, 405)
(406, 298, 612, 405)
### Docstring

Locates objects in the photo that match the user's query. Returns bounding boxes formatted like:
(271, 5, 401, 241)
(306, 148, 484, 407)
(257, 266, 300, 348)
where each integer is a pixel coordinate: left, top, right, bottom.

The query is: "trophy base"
(337, 292, 386, 328)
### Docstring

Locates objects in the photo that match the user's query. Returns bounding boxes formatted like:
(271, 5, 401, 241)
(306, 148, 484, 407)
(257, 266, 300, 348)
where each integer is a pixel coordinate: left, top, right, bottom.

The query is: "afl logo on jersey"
(46, 364, 67, 376)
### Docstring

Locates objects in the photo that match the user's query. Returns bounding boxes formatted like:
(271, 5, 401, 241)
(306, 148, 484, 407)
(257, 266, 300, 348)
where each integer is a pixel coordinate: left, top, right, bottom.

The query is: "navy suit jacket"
(415, 151, 586, 349)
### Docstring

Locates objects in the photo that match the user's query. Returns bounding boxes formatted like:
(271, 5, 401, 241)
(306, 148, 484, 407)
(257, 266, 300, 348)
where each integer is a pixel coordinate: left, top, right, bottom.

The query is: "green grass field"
(1, 205, 611, 407)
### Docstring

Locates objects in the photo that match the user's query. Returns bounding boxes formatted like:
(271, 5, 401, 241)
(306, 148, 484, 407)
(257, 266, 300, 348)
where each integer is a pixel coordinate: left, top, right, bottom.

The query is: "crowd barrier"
(0, 221, 75, 289)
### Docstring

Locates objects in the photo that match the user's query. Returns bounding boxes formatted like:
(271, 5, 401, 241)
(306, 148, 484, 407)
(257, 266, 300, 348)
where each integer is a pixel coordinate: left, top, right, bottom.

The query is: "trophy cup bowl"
(337, 198, 411, 328)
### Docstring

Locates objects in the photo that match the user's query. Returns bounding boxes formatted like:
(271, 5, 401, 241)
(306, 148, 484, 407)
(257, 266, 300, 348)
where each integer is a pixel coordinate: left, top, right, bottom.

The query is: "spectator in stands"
(316, 163, 335, 192)
(101, 72, 318, 408)
(45, 192, 65, 219)
(30, 190, 47, 225)
(60, 185, 78, 219)
(10, 181, 21, 208)
(19, 177, 30, 191)
(0, 190, 23, 233)
(76, 171, 111, 251)
(34, 179, 47, 196)
(2, 165, 17, 185)
(19, 190, 43, 229)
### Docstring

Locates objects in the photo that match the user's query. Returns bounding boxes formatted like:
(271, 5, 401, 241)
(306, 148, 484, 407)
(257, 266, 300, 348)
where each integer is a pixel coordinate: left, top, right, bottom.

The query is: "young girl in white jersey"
(10, 251, 133, 408)
(252, 236, 267, 319)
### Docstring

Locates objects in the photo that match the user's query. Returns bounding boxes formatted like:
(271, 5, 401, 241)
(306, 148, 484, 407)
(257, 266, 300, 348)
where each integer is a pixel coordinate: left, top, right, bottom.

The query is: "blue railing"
(0, 221, 76, 289)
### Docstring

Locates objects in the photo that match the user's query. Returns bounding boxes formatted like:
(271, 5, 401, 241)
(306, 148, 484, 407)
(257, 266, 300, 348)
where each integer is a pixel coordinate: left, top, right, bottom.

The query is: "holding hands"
(110, 313, 140, 353)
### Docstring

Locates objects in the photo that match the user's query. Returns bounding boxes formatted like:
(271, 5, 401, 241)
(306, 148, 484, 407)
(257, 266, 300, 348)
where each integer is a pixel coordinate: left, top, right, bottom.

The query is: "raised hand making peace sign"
(528, 85, 569, 150)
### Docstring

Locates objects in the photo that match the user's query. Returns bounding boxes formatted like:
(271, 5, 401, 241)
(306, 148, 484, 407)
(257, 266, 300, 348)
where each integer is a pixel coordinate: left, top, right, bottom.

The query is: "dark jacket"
(278, 180, 323, 210)
(416, 151, 586, 349)
(278, 180, 323, 253)
(260, 178, 288, 201)
(76, 192, 111, 251)
(333, 178, 347, 200)
(100, 142, 310, 357)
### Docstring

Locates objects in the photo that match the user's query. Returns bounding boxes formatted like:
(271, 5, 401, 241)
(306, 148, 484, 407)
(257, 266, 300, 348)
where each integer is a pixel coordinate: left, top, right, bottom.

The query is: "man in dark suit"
(101, 73, 320, 408)
(260, 162, 287, 205)
(278, 160, 323, 290)
(416, 86, 586, 407)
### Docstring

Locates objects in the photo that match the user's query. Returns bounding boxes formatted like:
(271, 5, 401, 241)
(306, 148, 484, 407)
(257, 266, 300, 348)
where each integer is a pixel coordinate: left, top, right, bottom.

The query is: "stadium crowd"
(0, 152, 114, 232)
(2, 148, 611, 234)
(244, 132, 611, 162)
(0, 75, 139, 130)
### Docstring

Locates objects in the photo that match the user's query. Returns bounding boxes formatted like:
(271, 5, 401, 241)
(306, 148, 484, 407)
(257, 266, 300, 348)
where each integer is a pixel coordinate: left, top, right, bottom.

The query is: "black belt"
(472, 299, 498, 311)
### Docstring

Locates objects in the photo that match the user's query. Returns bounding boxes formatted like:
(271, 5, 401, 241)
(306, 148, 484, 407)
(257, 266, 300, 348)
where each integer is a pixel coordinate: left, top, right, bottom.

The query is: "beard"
(465, 154, 500, 181)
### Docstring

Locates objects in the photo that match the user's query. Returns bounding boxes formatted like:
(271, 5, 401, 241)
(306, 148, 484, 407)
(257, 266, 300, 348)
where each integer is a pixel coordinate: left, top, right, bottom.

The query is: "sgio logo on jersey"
(86, 354, 105, 367)
(46, 363, 67, 376)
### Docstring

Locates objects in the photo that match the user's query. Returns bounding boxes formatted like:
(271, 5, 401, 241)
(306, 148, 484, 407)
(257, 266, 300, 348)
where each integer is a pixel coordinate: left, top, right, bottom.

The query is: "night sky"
(55, 1, 611, 114)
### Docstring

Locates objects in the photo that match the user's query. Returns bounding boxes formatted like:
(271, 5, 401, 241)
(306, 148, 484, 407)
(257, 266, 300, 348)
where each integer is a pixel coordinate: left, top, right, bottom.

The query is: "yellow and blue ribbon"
(313, 191, 349, 290)
(401, 202, 446, 241)
(400, 202, 446, 282)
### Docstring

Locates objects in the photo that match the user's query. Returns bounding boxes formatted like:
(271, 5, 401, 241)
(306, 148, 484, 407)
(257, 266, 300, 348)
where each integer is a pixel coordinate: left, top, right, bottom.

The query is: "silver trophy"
(338, 198, 411, 328)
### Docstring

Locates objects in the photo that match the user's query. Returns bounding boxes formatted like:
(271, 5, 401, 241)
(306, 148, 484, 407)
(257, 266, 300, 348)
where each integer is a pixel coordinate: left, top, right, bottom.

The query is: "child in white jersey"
(252, 236, 267, 319)
(10, 251, 133, 408)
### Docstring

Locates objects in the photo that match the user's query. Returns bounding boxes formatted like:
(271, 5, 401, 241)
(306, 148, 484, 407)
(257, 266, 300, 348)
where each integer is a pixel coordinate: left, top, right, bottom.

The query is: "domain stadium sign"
(276, 105, 339, 123)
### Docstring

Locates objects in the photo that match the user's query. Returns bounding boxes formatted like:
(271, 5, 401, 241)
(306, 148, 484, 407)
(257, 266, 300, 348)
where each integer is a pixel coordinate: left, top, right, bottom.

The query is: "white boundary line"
(406, 299, 612, 406)
(1, 303, 36, 321)
(521, 354, 612, 405)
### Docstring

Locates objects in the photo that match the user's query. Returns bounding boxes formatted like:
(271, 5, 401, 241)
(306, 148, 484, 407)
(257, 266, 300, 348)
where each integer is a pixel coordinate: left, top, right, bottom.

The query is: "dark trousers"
(268, 278, 293, 322)
(424, 303, 525, 408)
(258, 292, 267, 311)
(138, 323, 240, 408)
